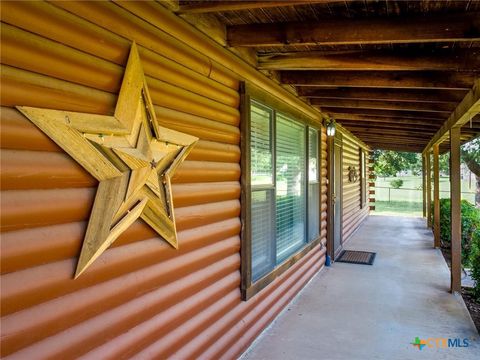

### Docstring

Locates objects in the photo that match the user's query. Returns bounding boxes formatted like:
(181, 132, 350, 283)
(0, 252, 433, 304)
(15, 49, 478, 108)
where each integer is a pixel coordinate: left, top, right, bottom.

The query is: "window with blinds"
(250, 102, 275, 281)
(276, 114, 306, 262)
(308, 128, 320, 241)
(248, 100, 320, 285)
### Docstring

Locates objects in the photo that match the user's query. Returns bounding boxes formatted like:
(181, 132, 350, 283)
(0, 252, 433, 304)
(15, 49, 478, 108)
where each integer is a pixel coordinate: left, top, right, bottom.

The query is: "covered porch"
(242, 215, 479, 360)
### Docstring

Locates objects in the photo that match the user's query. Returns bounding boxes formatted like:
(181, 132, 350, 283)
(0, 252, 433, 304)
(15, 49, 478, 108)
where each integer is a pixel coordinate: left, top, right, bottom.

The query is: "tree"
(372, 150, 420, 178)
(461, 137, 480, 207)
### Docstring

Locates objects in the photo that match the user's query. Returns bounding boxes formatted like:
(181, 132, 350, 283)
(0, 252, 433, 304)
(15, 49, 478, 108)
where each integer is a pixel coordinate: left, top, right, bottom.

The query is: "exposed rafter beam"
(337, 120, 440, 132)
(423, 79, 480, 154)
(281, 71, 474, 90)
(227, 12, 480, 47)
(258, 49, 480, 71)
(363, 143, 424, 152)
(335, 115, 445, 126)
(347, 129, 433, 139)
(360, 138, 429, 145)
(310, 98, 454, 113)
(297, 87, 467, 104)
(176, 1, 331, 14)
(322, 107, 449, 120)
(322, 106, 447, 122)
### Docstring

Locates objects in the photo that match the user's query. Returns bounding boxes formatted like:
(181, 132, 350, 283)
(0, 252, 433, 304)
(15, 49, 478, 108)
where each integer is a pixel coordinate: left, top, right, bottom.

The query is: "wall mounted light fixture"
(326, 118, 336, 137)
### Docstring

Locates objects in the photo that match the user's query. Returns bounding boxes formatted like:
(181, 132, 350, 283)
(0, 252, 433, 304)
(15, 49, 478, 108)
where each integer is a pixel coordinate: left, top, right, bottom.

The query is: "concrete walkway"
(241, 216, 480, 360)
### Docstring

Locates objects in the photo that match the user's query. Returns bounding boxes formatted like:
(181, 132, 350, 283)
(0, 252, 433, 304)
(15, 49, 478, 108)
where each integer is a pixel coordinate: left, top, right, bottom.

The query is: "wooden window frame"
(240, 82, 322, 301)
(360, 149, 367, 208)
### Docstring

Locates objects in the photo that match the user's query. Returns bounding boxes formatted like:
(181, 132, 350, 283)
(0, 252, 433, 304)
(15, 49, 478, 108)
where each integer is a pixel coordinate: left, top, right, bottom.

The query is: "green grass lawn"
(373, 201, 423, 217)
(373, 175, 476, 217)
(374, 175, 476, 204)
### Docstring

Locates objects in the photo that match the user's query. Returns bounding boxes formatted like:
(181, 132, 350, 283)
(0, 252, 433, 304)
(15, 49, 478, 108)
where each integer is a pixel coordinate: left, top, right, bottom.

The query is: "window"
(242, 95, 321, 300)
(308, 128, 320, 241)
(275, 114, 306, 263)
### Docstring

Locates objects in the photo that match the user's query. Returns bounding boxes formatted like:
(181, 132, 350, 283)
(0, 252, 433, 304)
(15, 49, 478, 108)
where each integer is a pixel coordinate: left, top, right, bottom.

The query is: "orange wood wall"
(0, 1, 327, 358)
(342, 136, 370, 243)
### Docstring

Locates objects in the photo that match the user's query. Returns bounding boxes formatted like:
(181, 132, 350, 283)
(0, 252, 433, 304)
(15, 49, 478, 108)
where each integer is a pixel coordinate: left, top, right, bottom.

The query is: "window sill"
(242, 237, 323, 301)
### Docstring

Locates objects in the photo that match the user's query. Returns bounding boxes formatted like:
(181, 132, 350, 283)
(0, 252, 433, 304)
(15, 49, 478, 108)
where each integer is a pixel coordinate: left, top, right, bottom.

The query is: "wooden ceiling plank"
(347, 130, 433, 139)
(339, 122, 439, 132)
(176, 1, 332, 14)
(323, 107, 449, 120)
(258, 49, 480, 71)
(227, 12, 480, 46)
(281, 71, 474, 90)
(297, 87, 467, 103)
(423, 79, 480, 153)
(310, 98, 455, 113)
(334, 115, 446, 126)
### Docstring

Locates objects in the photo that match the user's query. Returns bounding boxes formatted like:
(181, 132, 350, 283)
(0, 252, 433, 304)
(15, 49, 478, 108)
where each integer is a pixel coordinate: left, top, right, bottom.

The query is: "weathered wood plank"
(228, 12, 480, 46)
(341, 122, 438, 132)
(450, 127, 462, 293)
(433, 144, 440, 247)
(282, 71, 474, 90)
(323, 107, 449, 120)
(310, 98, 455, 113)
(298, 87, 467, 103)
(423, 79, 480, 152)
(259, 49, 480, 71)
(426, 152, 432, 227)
(335, 115, 445, 126)
(176, 0, 331, 14)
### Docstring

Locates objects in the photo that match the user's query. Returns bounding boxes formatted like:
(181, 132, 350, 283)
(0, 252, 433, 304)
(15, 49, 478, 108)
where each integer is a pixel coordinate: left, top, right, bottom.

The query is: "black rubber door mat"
(336, 250, 376, 265)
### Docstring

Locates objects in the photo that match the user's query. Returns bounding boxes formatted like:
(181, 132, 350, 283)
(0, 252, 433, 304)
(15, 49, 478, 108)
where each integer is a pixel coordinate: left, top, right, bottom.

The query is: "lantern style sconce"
(325, 118, 336, 137)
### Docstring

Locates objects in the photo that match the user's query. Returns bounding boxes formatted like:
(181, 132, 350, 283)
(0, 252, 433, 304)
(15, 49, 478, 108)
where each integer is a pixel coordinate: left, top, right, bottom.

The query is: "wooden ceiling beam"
(347, 129, 433, 139)
(297, 87, 467, 104)
(364, 143, 424, 152)
(423, 79, 480, 153)
(310, 98, 455, 113)
(176, 1, 332, 14)
(361, 139, 426, 145)
(323, 107, 448, 120)
(355, 139, 429, 147)
(337, 121, 440, 132)
(227, 12, 480, 47)
(334, 114, 446, 126)
(281, 71, 474, 90)
(258, 49, 480, 71)
(362, 138, 426, 146)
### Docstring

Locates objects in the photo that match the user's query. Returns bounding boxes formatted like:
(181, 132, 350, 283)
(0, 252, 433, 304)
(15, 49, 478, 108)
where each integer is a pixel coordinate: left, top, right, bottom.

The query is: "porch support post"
(422, 155, 426, 218)
(326, 135, 335, 260)
(433, 144, 440, 248)
(426, 150, 432, 228)
(450, 127, 462, 293)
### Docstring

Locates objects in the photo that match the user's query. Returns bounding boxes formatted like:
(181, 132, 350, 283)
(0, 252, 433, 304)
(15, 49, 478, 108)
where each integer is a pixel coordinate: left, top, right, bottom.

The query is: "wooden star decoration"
(17, 42, 198, 278)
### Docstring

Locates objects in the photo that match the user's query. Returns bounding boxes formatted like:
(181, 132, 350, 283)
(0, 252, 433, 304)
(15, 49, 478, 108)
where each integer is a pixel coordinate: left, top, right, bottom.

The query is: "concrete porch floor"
(241, 215, 480, 360)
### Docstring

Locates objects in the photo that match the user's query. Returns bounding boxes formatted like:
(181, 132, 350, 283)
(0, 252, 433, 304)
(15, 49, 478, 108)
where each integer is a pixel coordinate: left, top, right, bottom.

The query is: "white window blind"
(251, 190, 275, 280)
(275, 114, 306, 262)
(308, 128, 320, 241)
(250, 102, 275, 280)
(251, 103, 273, 186)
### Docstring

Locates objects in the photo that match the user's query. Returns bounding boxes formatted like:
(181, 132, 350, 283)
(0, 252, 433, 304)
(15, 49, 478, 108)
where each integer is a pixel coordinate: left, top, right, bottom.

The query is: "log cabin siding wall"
(0, 1, 325, 358)
(342, 136, 369, 243)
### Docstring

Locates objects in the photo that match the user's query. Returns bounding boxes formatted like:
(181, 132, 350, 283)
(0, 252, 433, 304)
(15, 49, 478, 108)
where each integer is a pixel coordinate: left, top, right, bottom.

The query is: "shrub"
(469, 229, 480, 300)
(434, 199, 480, 264)
(390, 179, 404, 189)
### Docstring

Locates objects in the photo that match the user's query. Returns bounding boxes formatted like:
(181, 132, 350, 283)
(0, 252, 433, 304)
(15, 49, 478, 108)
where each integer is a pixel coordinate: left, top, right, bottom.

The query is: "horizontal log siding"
(0, 1, 325, 358)
(342, 136, 369, 243)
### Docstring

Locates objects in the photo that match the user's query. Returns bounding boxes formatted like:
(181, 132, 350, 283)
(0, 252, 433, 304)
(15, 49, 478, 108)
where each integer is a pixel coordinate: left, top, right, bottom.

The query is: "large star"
(17, 43, 198, 278)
